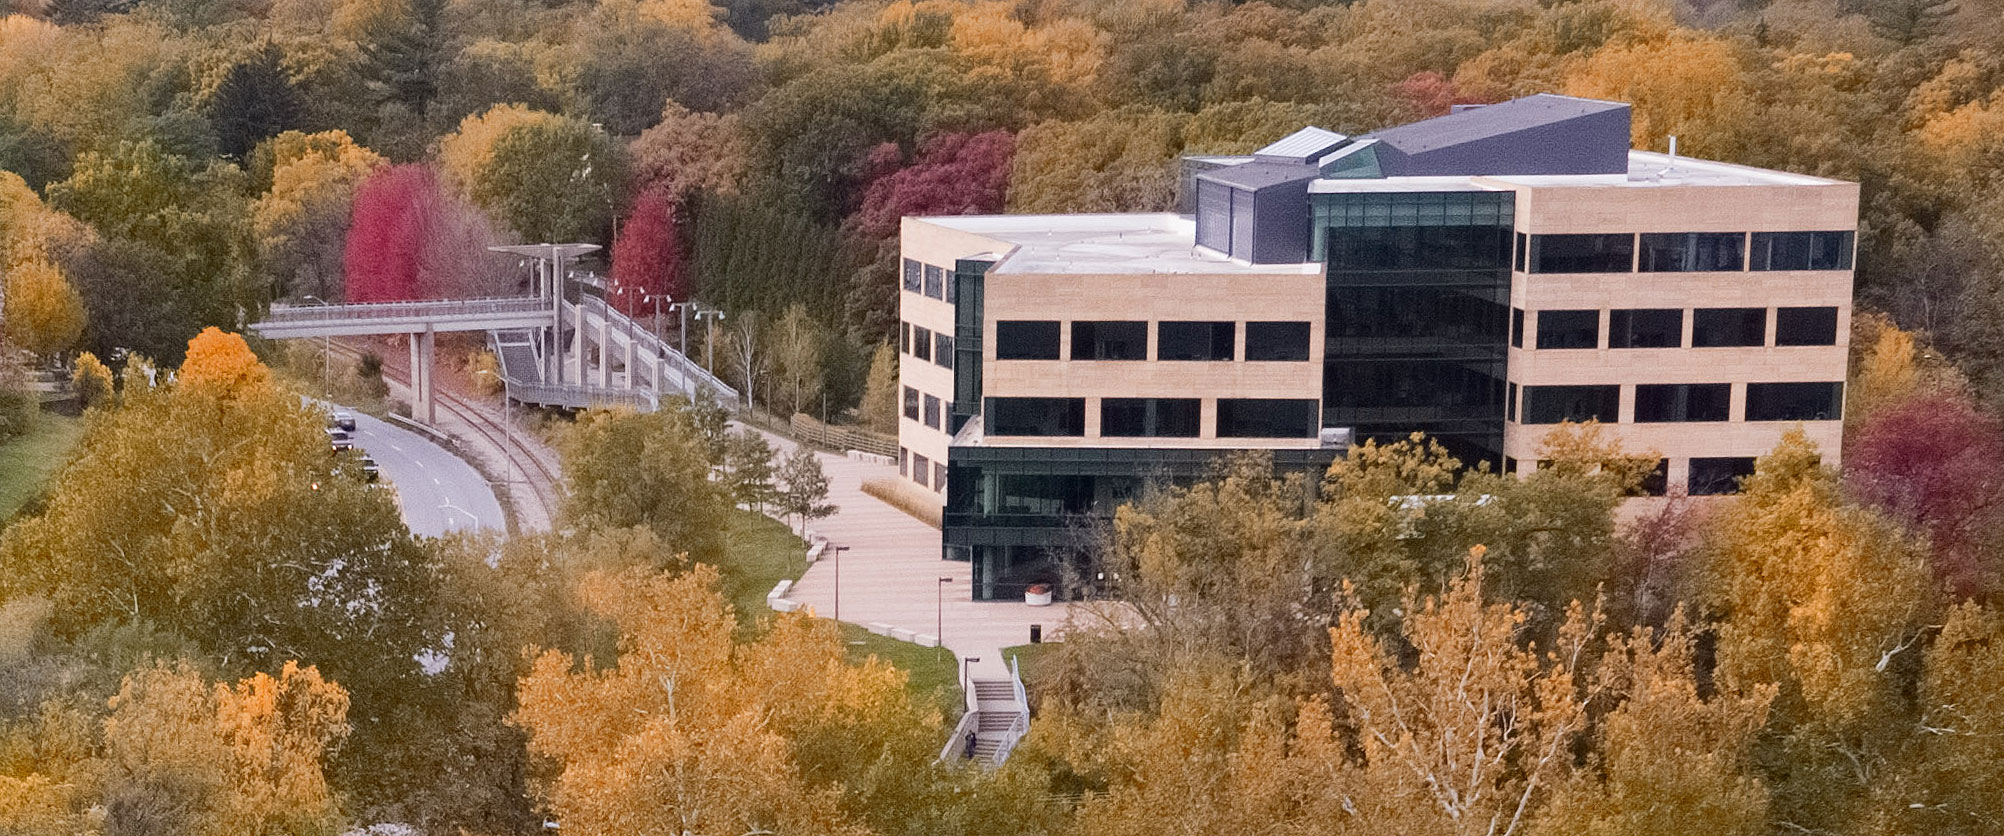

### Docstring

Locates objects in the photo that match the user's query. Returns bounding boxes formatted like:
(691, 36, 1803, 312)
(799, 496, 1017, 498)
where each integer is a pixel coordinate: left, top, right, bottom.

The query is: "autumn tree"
(205, 45, 307, 161)
(69, 351, 111, 408)
(774, 445, 834, 534)
(1008, 108, 1185, 214)
(1845, 391, 2004, 597)
(629, 102, 749, 199)
(343, 164, 508, 301)
(769, 303, 826, 417)
(847, 131, 1014, 241)
(439, 105, 626, 243)
(858, 341, 897, 433)
(251, 130, 386, 302)
(1863, 601, 2004, 835)
(719, 428, 777, 512)
(556, 405, 728, 563)
(1, 257, 84, 358)
(608, 188, 686, 316)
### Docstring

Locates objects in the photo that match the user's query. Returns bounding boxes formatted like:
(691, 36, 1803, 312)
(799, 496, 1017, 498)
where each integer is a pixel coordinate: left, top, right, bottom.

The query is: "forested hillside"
(5, 0, 2004, 412)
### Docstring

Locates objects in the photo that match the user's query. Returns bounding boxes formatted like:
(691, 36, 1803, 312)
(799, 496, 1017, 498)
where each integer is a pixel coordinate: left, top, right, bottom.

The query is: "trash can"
(1029, 624, 1042, 644)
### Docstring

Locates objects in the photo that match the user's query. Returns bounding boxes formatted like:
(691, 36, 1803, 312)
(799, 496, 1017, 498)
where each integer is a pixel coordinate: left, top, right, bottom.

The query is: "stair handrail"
(569, 296, 741, 407)
(992, 655, 1031, 765)
(936, 710, 982, 765)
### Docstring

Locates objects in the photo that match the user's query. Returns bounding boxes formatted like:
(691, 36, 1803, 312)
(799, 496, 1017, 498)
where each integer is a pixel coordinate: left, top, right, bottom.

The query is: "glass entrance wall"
(1313, 190, 1514, 465)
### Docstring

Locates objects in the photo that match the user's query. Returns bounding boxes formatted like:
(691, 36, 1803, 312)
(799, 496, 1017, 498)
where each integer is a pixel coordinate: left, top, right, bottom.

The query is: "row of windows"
(1513, 231, 1855, 274)
(985, 397, 1321, 438)
(902, 385, 947, 433)
(901, 259, 957, 302)
(1512, 306, 1839, 350)
(1502, 455, 1758, 496)
(994, 320, 1313, 362)
(1508, 381, 1844, 424)
(900, 321, 954, 370)
(897, 446, 949, 494)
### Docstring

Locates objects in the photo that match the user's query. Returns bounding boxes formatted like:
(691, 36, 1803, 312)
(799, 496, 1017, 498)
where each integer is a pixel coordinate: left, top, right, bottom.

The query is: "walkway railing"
(572, 295, 740, 407)
(263, 296, 548, 324)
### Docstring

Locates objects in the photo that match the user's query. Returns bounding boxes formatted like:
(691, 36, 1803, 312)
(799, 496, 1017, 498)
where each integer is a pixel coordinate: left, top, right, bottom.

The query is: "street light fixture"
(300, 295, 331, 399)
(833, 545, 850, 622)
(694, 307, 726, 371)
(937, 576, 953, 649)
(960, 655, 981, 699)
(473, 369, 519, 487)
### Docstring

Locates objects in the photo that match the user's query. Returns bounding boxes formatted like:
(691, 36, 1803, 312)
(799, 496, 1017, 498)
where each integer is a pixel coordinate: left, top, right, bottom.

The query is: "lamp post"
(695, 307, 725, 371)
(473, 370, 518, 487)
(960, 655, 981, 699)
(937, 576, 953, 649)
(833, 545, 850, 621)
(669, 301, 693, 358)
(301, 295, 331, 399)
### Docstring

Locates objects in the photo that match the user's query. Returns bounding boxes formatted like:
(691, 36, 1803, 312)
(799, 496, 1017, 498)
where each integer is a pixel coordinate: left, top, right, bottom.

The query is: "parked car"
(358, 454, 381, 482)
(327, 427, 353, 451)
(332, 410, 358, 431)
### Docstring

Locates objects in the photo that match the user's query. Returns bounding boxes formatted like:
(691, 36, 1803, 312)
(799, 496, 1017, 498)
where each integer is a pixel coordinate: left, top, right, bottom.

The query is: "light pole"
(695, 308, 725, 371)
(301, 295, 331, 399)
(937, 576, 953, 648)
(833, 545, 850, 622)
(669, 301, 693, 358)
(474, 369, 518, 487)
(960, 655, 981, 698)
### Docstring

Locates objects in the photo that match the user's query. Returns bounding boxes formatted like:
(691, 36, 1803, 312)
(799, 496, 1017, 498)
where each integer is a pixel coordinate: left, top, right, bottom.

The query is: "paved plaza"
(755, 429, 1070, 679)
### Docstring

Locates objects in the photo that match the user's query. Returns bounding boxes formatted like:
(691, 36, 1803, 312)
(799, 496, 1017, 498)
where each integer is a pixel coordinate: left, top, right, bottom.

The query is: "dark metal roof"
(1369, 94, 1625, 153)
(1357, 93, 1632, 177)
(1252, 127, 1347, 164)
(1195, 161, 1320, 190)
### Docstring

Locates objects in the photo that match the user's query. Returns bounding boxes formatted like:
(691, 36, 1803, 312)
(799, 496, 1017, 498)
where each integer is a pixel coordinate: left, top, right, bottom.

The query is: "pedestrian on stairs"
(963, 730, 978, 760)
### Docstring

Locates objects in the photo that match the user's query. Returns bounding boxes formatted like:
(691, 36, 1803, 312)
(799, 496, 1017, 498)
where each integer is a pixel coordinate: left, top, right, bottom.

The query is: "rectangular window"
(923, 394, 941, 429)
(912, 453, 930, 487)
(1216, 398, 1319, 438)
(1608, 309, 1683, 348)
(1511, 308, 1524, 348)
(1158, 321, 1235, 361)
(1690, 457, 1756, 495)
(903, 386, 919, 421)
(934, 462, 947, 493)
(1751, 231, 1854, 271)
(934, 333, 954, 368)
(1523, 385, 1621, 424)
(1514, 231, 1527, 272)
(902, 258, 922, 293)
(1530, 233, 1634, 273)
(900, 322, 910, 354)
(945, 266, 956, 303)
(1536, 310, 1600, 350)
(923, 264, 944, 299)
(1746, 382, 1844, 421)
(1100, 398, 1201, 437)
(1634, 383, 1730, 422)
(1639, 232, 1745, 272)
(898, 446, 907, 476)
(1071, 321, 1148, 360)
(1693, 308, 1766, 347)
(1775, 307, 1839, 346)
(1640, 459, 1669, 496)
(912, 326, 932, 362)
(994, 320, 1061, 360)
(1245, 321, 1311, 361)
(1507, 382, 1518, 422)
(985, 397, 1086, 436)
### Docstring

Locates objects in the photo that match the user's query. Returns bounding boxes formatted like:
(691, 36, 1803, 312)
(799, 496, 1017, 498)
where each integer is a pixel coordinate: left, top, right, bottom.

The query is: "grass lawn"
(0, 413, 83, 521)
(719, 509, 961, 718)
(1002, 642, 1059, 688)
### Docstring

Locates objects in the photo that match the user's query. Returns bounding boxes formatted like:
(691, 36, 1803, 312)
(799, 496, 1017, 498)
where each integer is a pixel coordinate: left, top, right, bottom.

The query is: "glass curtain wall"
(1312, 190, 1514, 465)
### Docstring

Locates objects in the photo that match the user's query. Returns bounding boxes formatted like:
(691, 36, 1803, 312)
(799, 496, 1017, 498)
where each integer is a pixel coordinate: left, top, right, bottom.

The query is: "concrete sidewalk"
(754, 428, 1068, 678)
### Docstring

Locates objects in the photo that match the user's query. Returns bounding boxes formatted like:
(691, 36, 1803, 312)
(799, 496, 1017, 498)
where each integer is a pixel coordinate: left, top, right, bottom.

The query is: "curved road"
(346, 410, 506, 537)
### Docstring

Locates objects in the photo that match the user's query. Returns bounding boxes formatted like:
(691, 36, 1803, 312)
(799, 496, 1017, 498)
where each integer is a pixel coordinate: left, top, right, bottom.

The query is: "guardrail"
(264, 296, 548, 323)
(790, 413, 898, 458)
(572, 296, 741, 407)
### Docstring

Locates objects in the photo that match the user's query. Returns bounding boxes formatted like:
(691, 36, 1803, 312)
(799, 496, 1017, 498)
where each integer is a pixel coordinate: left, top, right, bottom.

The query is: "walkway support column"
(597, 305, 611, 388)
(572, 296, 587, 386)
(409, 326, 437, 426)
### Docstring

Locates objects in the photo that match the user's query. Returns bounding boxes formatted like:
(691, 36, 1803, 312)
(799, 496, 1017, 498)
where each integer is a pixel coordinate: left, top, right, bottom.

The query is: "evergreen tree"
(774, 446, 835, 534)
(207, 46, 306, 160)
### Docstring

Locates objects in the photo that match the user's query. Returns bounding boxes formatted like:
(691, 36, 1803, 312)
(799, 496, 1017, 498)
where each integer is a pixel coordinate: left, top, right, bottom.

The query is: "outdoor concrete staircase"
(941, 659, 1030, 767)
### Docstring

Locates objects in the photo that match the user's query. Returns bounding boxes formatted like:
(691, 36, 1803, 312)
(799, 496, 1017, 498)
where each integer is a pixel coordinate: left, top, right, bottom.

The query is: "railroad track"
(325, 338, 565, 532)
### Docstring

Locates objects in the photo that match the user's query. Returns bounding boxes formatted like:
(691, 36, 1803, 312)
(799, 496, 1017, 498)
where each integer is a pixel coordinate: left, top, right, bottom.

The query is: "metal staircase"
(940, 657, 1031, 767)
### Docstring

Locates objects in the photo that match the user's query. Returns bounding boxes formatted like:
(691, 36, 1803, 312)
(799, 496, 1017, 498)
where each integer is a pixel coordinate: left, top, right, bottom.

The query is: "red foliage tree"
(344, 165, 509, 303)
(1846, 391, 2004, 598)
(608, 188, 687, 317)
(1391, 71, 1462, 119)
(847, 131, 1014, 241)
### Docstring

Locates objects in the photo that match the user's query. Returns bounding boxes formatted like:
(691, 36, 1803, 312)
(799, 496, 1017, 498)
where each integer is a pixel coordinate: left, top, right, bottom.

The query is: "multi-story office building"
(897, 94, 1856, 600)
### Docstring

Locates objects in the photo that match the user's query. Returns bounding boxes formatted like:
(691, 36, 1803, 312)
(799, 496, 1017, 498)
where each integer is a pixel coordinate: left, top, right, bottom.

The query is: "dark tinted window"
(1530, 233, 1634, 273)
(1216, 398, 1319, 438)
(934, 333, 953, 368)
(900, 322, 910, 354)
(934, 463, 947, 492)
(1536, 310, 1600, 349)
(903, 385, 919, 420)
(995, 321, 1060, 360)
(1639, 232, 1744, 272)
(1693, 308, 1765, 347)
(1158, 321, 1234, 361)
(1514, 231, 1527, 271)
(1071, 321, 1148, 360)
(902, 258, 922, 293)
(1640, 459, 1669, 496)
(1634, 383, 1730, 422)
(1523, 385, 1621, 424)
(1751, 231, 1854, 271)
(986, 397, 1086, 436)
(912, 326, 932, 361)
(1508, 382, 1518, 422)
(1609, 309, 1682, 348)
(912, 453, 930, 487)
(1511, 308, 1525, 348)
(923, 264, 944, 299)
(1100, 398, 1201, 437)
(1690, 457, 1756, 495)
(1245, 321, 1311, 361)
(1746, 382, 1844, 421)
(1775, 307, 1839, 346)
(924, 394, 941, 429)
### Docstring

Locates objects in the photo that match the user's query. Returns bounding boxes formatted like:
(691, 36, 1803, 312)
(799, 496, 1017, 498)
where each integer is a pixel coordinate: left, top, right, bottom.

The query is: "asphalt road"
(343, 409, 506, 537)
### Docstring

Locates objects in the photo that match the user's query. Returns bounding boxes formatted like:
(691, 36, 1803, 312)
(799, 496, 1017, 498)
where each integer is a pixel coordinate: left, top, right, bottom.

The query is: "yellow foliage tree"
(436, 104, 556, 198)
(177, 327, 273, 400)
(71, 351, 112, 408)
(1563, 35, 1753, 158)
(1, 257, 84, 358)
(1863, 601, 2004, 835)
(252, 130, 386, 301)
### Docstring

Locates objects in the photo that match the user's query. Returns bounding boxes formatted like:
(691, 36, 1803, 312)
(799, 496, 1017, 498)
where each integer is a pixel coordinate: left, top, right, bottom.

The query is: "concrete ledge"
(772, 598, 802, 613)
(848, 450, 893, 466)
(914, 633, 940, 648)
(890, 628, 916, 643)
(805, 540, 826, 563)
(867, 622, 895, 636)
(766, 580, 793, 604)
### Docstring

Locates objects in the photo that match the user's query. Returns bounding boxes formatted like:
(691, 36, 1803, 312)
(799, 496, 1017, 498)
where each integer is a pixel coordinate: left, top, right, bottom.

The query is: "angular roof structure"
(1352, 93, 1631, 177)
(1252, 127, 1347, 164)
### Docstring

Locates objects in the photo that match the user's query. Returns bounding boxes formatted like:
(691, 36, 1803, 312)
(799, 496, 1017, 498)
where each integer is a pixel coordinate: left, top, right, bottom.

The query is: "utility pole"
(695, 307, 725, 371)
(302, 295, 330, 399)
